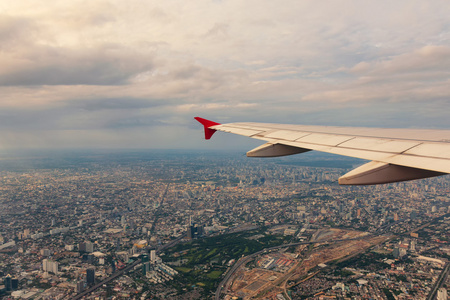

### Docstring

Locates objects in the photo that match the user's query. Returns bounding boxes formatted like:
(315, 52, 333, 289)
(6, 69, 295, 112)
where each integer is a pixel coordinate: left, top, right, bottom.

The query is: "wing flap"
(403, 142, 450, 159)
(339, 137, 420, 153)
(295, 133, 354, 146)
(213, 125, 264, 137)
(264, 130, 311, 141)
(281, 140, 397, 162)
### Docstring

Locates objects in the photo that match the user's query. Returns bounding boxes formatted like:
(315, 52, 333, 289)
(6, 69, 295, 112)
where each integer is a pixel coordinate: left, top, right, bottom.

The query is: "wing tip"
(194, 117, 221, 140)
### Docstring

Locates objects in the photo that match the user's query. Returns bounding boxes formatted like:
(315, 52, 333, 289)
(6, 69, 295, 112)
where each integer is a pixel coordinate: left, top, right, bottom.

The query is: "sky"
(1, 0, 450, 150)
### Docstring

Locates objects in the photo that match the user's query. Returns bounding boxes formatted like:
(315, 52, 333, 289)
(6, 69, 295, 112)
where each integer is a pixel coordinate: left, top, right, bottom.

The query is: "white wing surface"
(195, 117, 450, 185)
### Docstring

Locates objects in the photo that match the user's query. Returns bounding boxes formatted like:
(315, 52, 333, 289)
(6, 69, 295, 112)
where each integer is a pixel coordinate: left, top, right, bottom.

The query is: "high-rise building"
(79, 241, 94, 253)
(65, 245, 75, 251)
(393, 213, 399, 221)
(187, 225, 193, 239)
(42, 259, 58, 274)
(82, 254, 94, 264)
(40, 249, 51, 256)
(409, 239, 416, 252)
(4, 275, 12, 291)
(86, 268, 95, 286)
(76, 279, 85, 293)
(86, 241, 94, 253)
(150, 250, 156, 263)
(393, 247, 407, 259)
(187, 224, 204, 240)
(11, 278, 18, 290)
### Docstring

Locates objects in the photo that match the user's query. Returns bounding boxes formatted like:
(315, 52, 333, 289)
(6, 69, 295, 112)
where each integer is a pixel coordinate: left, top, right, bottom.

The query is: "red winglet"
(194, 117, 221, 140)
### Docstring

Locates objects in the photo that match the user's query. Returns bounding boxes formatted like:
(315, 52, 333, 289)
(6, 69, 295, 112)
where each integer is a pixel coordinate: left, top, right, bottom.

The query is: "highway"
(71, 183, 172, 300)
(70, 233, 184, 300)
(149, 183, 170, 233)
(71, 258, 141, 300)
(426, 262, 449, 300)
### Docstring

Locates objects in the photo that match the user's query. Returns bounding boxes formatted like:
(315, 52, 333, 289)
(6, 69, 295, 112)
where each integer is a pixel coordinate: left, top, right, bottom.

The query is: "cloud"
(0, 0, 450, 149)
(0, 44, 155, 86)
(352, 45, 450, 76)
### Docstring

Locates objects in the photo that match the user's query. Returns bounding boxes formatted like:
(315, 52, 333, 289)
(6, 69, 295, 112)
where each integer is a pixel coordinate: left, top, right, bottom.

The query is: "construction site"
(224, 228, 389, 299)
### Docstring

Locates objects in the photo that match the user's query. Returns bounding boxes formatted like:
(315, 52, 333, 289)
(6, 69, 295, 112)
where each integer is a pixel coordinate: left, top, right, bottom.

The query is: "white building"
(150, 250, 156, 263)
(42, 259, 58, 274)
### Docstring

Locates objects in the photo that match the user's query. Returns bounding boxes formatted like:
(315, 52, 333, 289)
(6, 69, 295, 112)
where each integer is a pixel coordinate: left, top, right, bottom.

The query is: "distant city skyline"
(1, 1, 450, 150)
(0, 151, 449, 298)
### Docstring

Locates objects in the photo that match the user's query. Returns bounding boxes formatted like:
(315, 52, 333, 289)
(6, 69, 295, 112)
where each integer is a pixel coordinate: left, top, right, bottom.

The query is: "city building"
(42, 259, 58, 274)
(79, 241, 94, 253)
(76, 280, 85, 293)
(86, 268, 95, 286)
(4, 275, 12, 292)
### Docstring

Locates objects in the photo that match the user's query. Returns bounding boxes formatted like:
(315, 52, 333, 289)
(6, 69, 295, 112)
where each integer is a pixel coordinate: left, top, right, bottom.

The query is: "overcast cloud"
(0, 0, 450, 150)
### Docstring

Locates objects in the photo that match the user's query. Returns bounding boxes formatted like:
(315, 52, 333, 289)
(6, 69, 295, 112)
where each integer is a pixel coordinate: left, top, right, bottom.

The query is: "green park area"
(163, 228, 292, 293)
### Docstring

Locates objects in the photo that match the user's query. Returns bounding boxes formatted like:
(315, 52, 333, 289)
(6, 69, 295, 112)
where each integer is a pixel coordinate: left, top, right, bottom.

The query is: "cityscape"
(0, 150, 449, 300)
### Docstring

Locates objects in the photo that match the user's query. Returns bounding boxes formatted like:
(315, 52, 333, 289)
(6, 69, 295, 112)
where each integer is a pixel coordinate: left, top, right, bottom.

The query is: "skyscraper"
(79, 241, 94, 253)
(409, 239, 416, 252)
(4, 275, 12, 291)
(150, 250, 156, 263)
(42, 259, 59, 274)
(187, 223, 204, 240)
(76, 279, 85, 293)
(86, 268, 95, 286)
(11, 278, 18, 290)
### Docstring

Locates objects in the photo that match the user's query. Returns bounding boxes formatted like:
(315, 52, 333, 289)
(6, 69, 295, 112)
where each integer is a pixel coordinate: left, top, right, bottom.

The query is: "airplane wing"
(194, 117, 450, 185)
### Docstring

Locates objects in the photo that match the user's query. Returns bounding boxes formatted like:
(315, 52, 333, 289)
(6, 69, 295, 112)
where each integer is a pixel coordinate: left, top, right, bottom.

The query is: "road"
(150, 183, 170, 233)
(71, 185, 173, 300)
(71, 258, 141, 300)
(426, 262, 449, 300)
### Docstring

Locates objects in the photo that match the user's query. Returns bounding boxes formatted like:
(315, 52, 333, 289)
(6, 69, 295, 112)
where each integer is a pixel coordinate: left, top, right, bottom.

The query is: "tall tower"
(42, 259, 58, 274)
(76, 280, 85, 293)
(409, 239, 416, 252)
(86, 268, 95, 286)
(4, 275, 12, 291)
